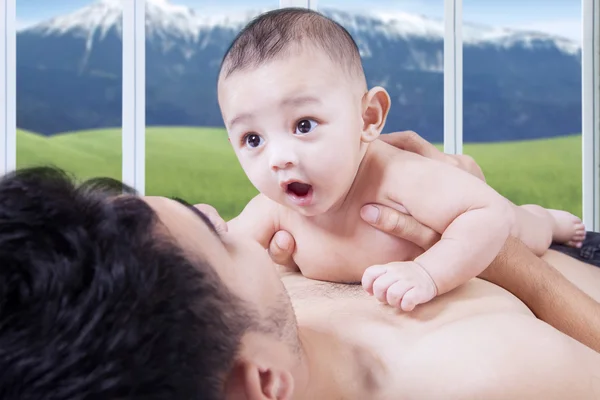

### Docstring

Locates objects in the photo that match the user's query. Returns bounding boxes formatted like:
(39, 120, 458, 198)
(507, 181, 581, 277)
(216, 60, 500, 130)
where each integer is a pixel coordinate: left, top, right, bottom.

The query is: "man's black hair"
(0, 166, 250, 399)
(219, 7, 364, 80)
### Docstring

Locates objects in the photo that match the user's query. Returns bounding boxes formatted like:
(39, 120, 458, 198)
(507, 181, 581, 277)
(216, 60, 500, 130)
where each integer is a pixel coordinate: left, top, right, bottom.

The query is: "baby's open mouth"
(286, 182, 312, 197)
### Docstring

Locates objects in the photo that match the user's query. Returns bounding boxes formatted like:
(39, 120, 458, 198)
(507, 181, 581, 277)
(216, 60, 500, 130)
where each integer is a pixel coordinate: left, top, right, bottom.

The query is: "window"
(16, 0, 122, 181)
(145, 0, 279, 220)
(317, 0, 445, 144)
(462, 0, 583, 218)
(4, 0, 598, 229)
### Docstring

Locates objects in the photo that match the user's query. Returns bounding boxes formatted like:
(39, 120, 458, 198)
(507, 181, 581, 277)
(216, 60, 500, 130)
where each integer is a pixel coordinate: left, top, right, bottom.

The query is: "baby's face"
(218, 47, 367, 216)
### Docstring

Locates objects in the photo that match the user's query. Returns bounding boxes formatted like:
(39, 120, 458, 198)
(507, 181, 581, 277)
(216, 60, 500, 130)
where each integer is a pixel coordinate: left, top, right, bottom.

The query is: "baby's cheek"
(248, 170, 279, 198)
(243, 162, 265, 183)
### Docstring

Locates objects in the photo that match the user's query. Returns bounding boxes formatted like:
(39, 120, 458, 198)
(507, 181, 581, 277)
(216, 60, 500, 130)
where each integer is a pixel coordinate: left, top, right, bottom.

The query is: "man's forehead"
(143, 196, 180, 216)
(143, 196, 228, 264)
(143, 197, 216, 238)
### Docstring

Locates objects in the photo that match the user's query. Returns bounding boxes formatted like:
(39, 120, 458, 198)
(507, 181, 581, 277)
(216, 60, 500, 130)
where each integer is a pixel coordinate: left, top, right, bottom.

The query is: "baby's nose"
(270, 159, 293, 171)
(269, 148, 298, 171)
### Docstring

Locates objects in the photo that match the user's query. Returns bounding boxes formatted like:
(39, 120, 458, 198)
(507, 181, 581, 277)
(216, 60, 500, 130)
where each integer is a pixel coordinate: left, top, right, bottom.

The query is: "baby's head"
(218, 8, 391, 216)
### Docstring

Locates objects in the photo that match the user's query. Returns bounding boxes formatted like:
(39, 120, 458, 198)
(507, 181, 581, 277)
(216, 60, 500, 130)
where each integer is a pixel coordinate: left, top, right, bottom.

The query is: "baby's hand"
(362, 261, 438, 312)
(193, 204, 228, 234)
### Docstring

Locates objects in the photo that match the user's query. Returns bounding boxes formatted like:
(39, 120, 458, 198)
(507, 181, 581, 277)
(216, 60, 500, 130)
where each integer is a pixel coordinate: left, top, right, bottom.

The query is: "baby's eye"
(295, 119, 318, 135)
(244, 133, 264, 148)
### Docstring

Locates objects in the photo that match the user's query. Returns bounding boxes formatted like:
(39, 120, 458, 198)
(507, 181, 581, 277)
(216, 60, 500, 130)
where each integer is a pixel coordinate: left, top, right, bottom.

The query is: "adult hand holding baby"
(268, 130, 485, 267)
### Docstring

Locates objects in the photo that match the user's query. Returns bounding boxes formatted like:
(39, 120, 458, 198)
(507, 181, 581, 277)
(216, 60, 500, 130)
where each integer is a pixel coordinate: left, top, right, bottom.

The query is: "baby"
(216, 8, 586, 311)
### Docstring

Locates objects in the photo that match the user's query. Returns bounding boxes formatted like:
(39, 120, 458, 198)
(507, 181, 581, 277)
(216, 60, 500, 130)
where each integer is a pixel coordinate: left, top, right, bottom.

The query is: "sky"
(16, 0, 582, 42)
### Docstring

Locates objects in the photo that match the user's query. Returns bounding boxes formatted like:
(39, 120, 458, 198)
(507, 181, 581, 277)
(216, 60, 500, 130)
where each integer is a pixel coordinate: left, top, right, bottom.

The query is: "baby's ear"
(360, 86, 391, 143)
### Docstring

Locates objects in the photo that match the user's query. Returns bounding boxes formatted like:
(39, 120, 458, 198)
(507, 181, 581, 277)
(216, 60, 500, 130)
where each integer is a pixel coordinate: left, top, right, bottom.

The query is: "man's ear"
(360, 86, 391, 143)
(224, 360, 294, 400)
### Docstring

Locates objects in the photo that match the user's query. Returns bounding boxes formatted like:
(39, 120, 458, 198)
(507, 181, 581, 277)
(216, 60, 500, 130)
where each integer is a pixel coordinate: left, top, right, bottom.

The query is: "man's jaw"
(291, 327, 356, 400)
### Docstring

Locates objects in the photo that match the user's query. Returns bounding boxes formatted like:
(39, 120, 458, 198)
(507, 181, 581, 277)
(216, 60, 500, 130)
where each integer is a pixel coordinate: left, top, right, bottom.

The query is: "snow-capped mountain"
(16, 0, 582, 142)
(29, 0, 580, 54)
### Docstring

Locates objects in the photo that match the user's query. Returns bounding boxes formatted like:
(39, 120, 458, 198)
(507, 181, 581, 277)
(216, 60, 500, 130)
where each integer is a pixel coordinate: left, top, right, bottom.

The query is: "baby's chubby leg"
(514, 204, 586, 255)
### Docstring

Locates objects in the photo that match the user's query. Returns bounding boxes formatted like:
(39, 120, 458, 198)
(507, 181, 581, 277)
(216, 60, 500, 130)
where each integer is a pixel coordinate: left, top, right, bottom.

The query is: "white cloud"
(16, 18, 38, 31)
(514, 19, 581, 43)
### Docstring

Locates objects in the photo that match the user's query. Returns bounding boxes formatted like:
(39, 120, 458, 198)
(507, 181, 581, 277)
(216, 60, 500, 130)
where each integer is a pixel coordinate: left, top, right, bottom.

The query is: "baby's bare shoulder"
(382, 144, 462, 179)
(373, 142, 500, 229)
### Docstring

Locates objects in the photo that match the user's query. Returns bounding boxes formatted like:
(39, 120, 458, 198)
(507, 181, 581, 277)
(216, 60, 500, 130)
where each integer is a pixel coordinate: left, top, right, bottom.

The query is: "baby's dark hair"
(220, 8, 365, 82)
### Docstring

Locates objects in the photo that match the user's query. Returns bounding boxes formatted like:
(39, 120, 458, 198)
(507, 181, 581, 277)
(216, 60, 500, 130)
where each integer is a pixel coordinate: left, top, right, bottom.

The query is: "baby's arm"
(415, 203, 512, 295)
(384, 154, 513, 298)
(227, 194, 281, 250)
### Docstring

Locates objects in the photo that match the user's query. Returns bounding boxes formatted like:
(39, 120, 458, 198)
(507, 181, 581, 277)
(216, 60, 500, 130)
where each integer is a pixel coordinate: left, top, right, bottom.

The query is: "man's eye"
(295, 119, 318, 135)
(244, 134, 264, 148)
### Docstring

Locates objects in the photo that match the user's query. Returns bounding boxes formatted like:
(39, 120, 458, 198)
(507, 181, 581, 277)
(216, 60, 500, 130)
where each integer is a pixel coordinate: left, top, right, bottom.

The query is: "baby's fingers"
(400, 280, 437, 311)
(386, 280, 414, 309)
(362, 265, 388, 295)
(400, 287, 420, 312)
(372, 273, 403, 303)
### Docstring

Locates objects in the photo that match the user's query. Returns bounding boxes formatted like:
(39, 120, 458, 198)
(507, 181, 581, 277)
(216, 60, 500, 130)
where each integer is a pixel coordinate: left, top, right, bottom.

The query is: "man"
(0, 154, 599, 399)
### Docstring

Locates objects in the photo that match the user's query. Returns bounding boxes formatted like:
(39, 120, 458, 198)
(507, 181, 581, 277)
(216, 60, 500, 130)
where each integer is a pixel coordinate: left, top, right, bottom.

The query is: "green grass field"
(17, 127, 583, 220)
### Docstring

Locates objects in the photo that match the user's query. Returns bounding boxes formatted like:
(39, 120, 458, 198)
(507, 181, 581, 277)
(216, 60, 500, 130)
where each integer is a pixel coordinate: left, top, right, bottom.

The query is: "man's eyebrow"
(170, 197, 219, 236)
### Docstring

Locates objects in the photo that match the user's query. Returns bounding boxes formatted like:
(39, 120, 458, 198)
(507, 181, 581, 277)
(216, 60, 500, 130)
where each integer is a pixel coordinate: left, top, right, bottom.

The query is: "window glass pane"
(463, 0, 582, 217)
(17, 0, 122, 180)
(317, 0, 445, 142)
(145, 0, 279, 220)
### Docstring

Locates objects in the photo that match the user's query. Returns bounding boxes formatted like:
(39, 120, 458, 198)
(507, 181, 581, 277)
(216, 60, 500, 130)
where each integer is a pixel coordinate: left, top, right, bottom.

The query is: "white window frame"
(0, 0, 16, 175)
(122, 0, 146, 194)
(582, 0, 600, 231)
(444, 0, 463, 155)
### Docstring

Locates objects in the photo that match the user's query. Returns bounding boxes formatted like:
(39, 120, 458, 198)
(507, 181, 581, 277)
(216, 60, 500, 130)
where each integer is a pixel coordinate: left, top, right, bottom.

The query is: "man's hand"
(380, 130, 486, 182)
(268, 230, 300, 272)
(359, 204, 439, 251)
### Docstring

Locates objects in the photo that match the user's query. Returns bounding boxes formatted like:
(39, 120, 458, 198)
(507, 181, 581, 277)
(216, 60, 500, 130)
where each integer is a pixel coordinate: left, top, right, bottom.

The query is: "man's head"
(0, 167, 299, 399)
(218, 8, 391, 216)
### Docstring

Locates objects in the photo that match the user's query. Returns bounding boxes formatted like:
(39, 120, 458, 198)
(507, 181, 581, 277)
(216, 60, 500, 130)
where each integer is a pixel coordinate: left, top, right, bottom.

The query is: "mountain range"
(16, 0, 582, 143)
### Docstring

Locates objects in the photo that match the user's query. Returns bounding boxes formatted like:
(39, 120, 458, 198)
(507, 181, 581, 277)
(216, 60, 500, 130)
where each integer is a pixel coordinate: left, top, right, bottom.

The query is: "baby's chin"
(262, 192, 327, 217)
(286, 196, 340, 217)
(291, 205, 326, 217)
